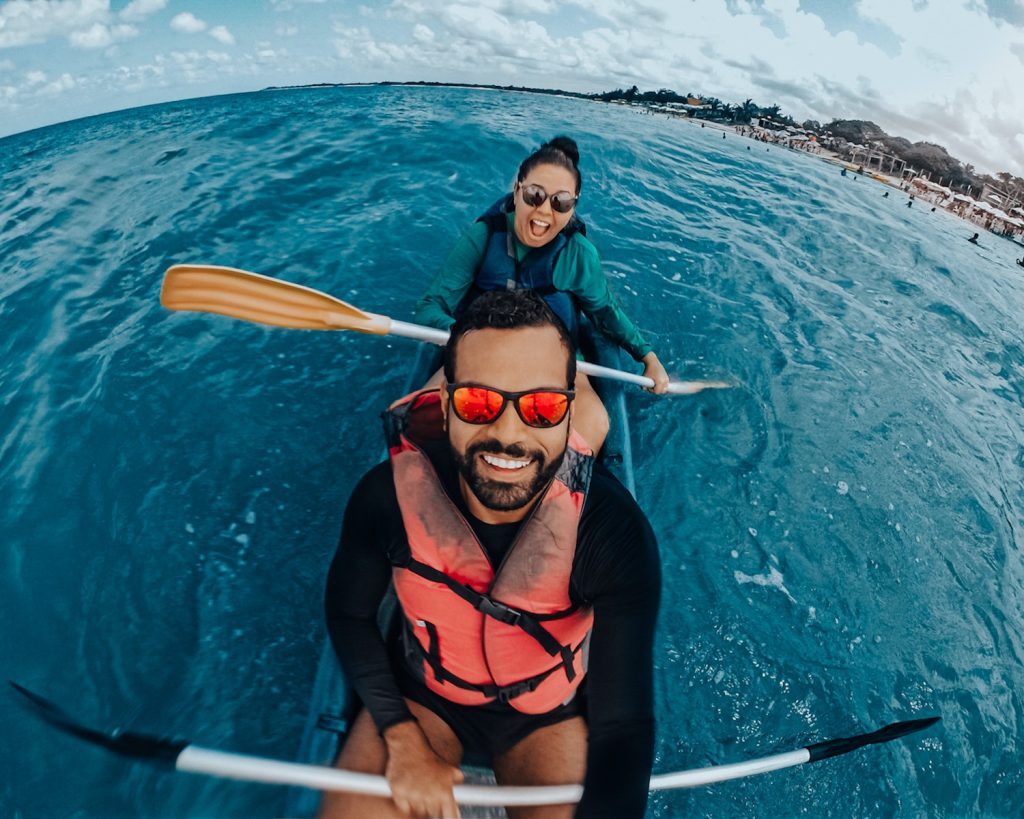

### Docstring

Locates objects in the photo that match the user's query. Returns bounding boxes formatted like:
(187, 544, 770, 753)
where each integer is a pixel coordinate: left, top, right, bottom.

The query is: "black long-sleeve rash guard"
(324, 451, 662, 819)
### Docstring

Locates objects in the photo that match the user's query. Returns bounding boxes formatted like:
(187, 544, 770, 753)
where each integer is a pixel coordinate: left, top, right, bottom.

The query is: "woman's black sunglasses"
(518, 183, 578, 214)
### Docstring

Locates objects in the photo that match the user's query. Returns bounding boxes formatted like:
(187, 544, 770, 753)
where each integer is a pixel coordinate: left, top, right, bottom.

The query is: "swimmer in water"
(968, 233, 980, 244)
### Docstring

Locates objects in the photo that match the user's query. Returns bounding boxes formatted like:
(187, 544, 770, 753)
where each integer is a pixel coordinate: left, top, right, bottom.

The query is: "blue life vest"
(470, 195, 585, 339)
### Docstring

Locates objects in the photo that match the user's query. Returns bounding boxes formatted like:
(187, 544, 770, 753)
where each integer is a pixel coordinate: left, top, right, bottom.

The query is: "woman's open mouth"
(529, 218, 550, 238)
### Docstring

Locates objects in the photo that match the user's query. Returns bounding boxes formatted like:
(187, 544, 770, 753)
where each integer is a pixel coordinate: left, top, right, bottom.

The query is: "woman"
(415, 137, 669, 451)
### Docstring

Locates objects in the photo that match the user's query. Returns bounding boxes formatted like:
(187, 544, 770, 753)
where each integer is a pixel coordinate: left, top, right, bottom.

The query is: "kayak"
(282, 319, 636, 817)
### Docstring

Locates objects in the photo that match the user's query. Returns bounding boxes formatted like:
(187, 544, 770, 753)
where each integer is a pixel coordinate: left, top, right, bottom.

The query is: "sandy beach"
(630, 106, 1024, 246)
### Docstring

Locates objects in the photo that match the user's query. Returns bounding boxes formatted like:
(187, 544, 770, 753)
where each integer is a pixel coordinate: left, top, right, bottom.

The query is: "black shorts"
(395, 664, 584, 763)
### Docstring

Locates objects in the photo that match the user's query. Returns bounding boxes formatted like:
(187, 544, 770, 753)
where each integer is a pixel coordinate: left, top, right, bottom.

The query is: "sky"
(1, 0, 1023, 175)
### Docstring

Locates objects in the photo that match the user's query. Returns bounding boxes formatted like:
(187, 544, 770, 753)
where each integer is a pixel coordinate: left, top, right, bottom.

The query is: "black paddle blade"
(806, 716, 941, 763)
(10, 681, 187, 765)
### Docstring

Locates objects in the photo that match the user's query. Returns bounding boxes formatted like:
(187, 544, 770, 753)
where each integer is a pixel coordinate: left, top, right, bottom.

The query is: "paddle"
(159, 264, 731, 396)
(12, 682, 939, 806)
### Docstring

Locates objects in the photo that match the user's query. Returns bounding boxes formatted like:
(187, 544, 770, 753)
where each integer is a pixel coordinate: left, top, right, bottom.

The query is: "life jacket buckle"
(476, 595, 521, 625)
(495, 678, 539, 704)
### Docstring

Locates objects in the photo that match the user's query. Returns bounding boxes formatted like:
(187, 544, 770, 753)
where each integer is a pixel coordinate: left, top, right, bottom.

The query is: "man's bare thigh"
(491, 715, 587, 819)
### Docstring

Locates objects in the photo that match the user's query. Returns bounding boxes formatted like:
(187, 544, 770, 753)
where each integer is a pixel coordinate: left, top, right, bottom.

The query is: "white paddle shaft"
(176, 745, 811, 807)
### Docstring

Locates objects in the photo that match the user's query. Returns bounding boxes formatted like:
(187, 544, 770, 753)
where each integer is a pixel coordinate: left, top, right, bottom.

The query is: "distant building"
(980, 181, 1022, 212)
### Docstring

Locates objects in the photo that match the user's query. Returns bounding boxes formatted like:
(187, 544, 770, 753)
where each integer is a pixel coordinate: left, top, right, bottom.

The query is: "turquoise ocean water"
(2, 86, 1023, 817)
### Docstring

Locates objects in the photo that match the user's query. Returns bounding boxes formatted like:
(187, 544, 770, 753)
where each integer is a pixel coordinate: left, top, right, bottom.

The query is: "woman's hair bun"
(516, 135, 583, 193)
(545, 136, 579, 167)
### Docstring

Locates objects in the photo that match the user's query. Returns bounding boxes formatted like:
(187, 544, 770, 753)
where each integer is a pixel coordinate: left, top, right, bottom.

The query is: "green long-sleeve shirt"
(414, 214, 653, 361)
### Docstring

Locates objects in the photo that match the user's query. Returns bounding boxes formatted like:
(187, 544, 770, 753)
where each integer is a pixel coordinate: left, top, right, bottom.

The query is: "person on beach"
(414, 137, 670, 452)
(319, 290, 661, 819)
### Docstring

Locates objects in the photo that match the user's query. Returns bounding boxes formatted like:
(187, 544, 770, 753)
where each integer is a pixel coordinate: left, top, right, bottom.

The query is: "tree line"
(596, 86, 1022, 199)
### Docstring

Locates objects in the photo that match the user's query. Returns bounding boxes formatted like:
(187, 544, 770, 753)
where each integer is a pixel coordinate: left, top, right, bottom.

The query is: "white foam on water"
(734, 565, 797, 604)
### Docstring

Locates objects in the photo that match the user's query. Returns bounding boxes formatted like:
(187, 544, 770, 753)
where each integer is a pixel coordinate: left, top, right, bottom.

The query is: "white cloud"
(25, 69, 46, 85)
(112, 60, 165, 92)
(392, 0, 554, 14)
(209, 25, 235, 45)
(69, 21, 137, 48)
(334, 25, 406, 63)
(170, 12, 207, 34)
(255, 46, 283, 61)
(412, 23, 433, 43)
(119, 0, 167, 22)
(275, 23, 299, 36)
(270, 0, 326, 10)
(40, 71, 76, 94)
(0, 0, 110, 48)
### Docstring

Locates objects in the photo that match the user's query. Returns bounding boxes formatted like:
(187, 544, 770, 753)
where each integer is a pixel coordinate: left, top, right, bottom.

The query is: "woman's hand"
(383, 721, 464, 818)
(641, 351, 670, 394)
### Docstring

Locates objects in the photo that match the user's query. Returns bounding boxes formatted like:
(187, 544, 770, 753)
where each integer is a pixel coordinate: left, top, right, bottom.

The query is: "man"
(320, 290, 661, 819)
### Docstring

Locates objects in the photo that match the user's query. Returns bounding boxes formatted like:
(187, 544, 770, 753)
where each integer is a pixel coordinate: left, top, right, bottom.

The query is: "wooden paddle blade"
(667, 380, 733, 396)
(160, 264, 392, 335)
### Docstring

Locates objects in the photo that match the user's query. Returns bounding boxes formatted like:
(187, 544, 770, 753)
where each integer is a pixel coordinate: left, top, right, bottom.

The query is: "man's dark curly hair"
(443, 290, 576, 388)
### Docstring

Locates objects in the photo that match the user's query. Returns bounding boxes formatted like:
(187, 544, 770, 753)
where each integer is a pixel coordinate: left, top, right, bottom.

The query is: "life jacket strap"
(405, 559, 577, 655)
(403, 618, 581, 702)
(404, 559, 581, 682)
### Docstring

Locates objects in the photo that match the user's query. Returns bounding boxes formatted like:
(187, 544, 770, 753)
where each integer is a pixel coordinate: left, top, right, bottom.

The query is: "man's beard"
(453, 438, 565, 511)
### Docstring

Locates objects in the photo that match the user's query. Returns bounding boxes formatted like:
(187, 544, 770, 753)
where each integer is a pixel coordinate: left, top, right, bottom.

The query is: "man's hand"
(383, 721, 464, 818)
(641, 351, 670, 394)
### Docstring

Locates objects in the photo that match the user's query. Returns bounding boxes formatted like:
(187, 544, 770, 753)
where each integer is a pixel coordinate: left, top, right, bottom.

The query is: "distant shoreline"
(260, 80, 593, 99)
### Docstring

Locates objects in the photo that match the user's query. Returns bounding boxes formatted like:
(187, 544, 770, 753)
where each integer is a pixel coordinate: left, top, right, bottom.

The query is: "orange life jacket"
(386, 389, 595, 714)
